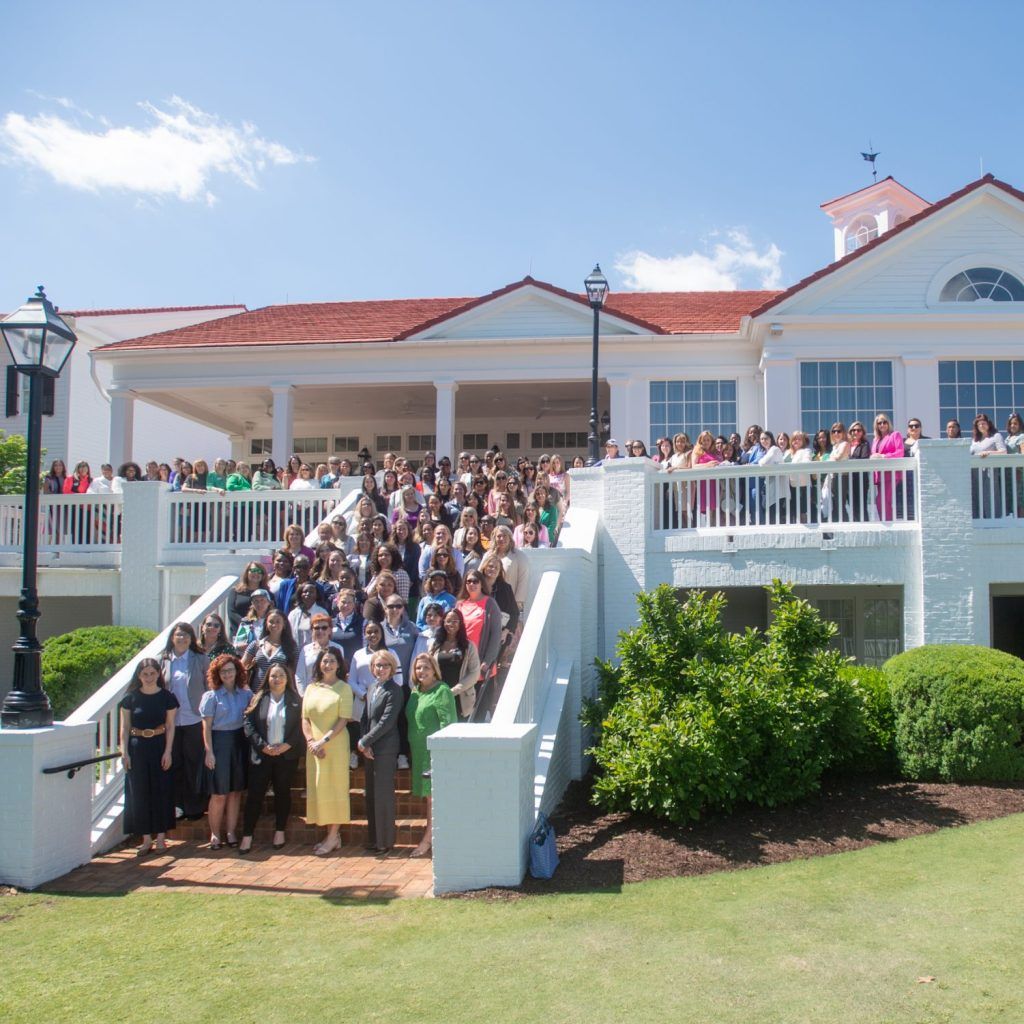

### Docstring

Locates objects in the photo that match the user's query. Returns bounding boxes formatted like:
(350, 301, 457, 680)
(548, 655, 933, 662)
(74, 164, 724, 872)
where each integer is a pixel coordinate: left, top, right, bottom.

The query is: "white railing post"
(119, 482, 169, 630)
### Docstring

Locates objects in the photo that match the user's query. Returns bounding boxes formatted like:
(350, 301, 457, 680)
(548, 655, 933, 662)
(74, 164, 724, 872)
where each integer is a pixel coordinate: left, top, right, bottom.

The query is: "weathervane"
(861, 143, 880, 182)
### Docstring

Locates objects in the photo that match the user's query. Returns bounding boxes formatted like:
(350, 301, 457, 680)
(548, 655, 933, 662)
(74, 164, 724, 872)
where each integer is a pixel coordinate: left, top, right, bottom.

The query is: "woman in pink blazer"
(870, 415, 904, 521)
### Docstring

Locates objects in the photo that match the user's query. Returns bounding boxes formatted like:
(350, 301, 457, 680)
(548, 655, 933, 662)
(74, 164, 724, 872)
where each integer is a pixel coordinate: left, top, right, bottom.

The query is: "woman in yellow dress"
(300, 646, 353, 855)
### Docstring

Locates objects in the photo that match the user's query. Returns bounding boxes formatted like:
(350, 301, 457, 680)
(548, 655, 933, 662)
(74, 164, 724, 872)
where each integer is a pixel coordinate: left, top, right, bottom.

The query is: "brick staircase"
(172, 762, 429, 849)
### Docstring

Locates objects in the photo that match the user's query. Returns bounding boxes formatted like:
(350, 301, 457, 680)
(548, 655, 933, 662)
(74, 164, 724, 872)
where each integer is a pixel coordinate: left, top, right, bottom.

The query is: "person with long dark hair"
(199, 613, 235, 660)
(230, 561, 269, 632)
(119, 657, 178, 855)
(430, 608, 480, 720)
(242, 608, 298, 689)
(239, 663, 304, 853)
(301, 647, 354, 855)
(160, 622, 210, 821)
(200, 654, 251, 850)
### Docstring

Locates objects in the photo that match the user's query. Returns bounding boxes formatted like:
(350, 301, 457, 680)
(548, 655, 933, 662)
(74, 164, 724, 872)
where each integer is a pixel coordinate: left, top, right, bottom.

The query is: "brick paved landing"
(47, 839, 434, 900)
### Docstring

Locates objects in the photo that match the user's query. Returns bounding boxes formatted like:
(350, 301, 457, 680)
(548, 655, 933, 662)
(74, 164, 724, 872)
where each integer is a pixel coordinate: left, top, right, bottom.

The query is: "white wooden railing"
(64, 574, 239, 854)
(166, 491, 343, 550)
(971, 454, 1024, 524)
(651, 456, 919, 531)
(0, 493, 124, 554)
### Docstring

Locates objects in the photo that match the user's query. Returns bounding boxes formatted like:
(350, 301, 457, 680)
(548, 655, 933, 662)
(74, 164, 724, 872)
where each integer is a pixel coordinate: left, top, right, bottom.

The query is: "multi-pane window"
(292, 437, 327, 456)
(800, 361, 893, 435)
(530, 432, 589, 450)
(375, 435, 402, 452)
(940, 267, 1024, 303)
(863, 598, 902, 666)
(462, 433, 488, 450)
(333, 436, 360, 453)
(815, 599, 856, 659)
(506, 433, 521, 450)
(649, 380, 737, 447)
(250, 438, 273, 456)
(407, 434, 436, 451)
(844, 215, 879, 253)
(809, 591, 902, 667)
(938, 360, 1024, 432)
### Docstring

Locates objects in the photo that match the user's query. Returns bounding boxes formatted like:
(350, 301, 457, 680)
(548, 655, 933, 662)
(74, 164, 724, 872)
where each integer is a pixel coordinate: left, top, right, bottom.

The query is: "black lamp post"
(584, 264, 609, 466)
(0, 287, 76, 728)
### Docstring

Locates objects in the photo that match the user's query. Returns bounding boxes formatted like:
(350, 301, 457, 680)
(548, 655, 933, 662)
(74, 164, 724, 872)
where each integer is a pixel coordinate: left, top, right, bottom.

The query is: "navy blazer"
(243, 690, 305, 763)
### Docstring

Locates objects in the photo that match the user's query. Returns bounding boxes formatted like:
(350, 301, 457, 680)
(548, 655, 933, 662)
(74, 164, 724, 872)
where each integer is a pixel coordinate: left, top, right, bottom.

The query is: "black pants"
(364, 750, 398, 850)
(243, 755, 299, 835)
(172, 721, 208, 818)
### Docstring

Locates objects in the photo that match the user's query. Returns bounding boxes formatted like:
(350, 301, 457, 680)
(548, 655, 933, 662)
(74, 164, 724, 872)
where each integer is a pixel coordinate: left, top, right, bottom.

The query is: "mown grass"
(3, 814, 1023, 1024)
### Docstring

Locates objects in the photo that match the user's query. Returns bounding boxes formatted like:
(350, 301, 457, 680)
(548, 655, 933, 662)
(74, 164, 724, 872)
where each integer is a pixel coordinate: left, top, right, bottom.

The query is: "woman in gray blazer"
(357, 649, 404, 854)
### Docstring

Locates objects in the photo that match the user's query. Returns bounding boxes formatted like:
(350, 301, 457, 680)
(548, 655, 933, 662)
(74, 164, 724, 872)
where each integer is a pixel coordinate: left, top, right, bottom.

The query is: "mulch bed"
(457, 774, 1024, 900)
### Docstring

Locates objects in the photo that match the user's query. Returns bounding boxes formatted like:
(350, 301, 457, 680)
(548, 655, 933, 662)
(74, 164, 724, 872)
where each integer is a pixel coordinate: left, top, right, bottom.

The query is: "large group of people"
(116, 445, 551, 861)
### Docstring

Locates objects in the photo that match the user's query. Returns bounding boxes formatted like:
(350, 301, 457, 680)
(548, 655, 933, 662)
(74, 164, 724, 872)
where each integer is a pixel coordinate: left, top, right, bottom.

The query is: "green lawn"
(4, 814, 1023, 1024)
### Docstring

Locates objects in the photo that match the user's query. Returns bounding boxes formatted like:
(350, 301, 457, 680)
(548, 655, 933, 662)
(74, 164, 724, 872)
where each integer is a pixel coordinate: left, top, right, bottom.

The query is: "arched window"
(940, 267, 1024, 302)
(844, 215, 879, 253)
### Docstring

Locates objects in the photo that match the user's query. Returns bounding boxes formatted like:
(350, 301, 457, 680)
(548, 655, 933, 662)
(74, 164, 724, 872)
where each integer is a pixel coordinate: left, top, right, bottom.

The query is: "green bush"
(834, 664, 897, 775)
(583, 581, 872, 822)
(42, 626, 158, 719)
(885, 645, 1024, 782)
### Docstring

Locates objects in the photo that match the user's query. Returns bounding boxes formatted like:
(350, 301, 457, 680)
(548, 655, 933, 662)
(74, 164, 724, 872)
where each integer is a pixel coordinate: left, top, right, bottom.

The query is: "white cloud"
(1, 96, 311, 205)
(615, 230, 784, 291)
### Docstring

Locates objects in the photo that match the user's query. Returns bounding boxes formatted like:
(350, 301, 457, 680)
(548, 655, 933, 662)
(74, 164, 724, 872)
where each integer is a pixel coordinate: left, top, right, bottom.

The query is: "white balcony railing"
(0, 493, 124, 554)
(651, 457, 919, 532)
(970, 454, 1024, 525)
(166, 491, 344, 550)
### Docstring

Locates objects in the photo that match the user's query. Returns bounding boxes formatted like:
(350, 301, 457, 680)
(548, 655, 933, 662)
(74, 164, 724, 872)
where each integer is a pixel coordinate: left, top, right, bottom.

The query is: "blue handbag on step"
(528, 812, 559, 879)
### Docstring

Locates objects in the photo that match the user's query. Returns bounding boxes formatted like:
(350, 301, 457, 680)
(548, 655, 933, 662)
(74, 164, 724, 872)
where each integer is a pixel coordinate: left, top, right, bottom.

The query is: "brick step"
(171, 816, 427, 847)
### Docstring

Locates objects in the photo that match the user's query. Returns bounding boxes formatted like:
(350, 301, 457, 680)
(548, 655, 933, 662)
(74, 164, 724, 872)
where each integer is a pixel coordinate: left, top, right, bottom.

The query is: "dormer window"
(940, 267, 1024, 302)
(844, 215, 879, 253)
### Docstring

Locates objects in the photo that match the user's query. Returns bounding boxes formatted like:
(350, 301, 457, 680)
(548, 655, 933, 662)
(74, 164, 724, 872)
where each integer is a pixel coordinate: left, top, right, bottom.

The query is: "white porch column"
(108, 390, 135, 467)
(270, 385, 294, 465)
(434, 380, 458, 462)
(228, 433, 246, 463)
(607, 373, 631, 444)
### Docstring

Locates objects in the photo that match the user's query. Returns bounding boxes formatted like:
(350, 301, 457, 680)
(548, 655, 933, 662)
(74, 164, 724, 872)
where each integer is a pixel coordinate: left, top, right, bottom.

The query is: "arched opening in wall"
(939, 267, 1024, 302)
(844, 214, 879, 253)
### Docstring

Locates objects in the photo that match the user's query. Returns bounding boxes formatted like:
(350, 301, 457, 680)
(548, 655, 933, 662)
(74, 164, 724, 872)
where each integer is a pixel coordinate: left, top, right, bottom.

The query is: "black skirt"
(205, 728, 248, 794)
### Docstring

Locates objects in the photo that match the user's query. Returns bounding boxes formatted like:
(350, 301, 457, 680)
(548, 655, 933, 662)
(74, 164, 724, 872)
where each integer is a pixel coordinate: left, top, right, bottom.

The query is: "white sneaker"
(349, 752, 358, 770)
(397, 755, 410, 770)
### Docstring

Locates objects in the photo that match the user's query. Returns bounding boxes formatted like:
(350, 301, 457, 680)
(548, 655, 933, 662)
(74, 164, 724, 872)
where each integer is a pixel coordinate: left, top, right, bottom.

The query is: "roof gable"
(752, 175, 1024, 318)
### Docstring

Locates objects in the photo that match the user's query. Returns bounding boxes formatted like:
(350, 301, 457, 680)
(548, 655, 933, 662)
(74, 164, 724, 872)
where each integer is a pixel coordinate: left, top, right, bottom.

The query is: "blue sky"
(1, 0, 1022, 313)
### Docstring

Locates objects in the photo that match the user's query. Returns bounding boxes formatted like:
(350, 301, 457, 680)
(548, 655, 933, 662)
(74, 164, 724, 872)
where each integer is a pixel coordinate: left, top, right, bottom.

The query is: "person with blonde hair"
(405, 652, 457, 857)
(357, 649, 404, 854)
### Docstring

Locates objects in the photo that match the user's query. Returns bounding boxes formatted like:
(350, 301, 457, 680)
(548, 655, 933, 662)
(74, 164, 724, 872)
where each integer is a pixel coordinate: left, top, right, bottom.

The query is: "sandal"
(135, 840, 154, 857)
(315, 836, 341, 857)
(226, 834, 239, 848)
(208, 838, 222, 851)
(154, 838, 168, 853)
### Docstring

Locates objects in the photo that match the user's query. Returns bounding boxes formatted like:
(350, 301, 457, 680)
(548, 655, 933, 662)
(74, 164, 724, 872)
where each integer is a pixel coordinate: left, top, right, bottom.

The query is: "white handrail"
(65, 573, 239, 848)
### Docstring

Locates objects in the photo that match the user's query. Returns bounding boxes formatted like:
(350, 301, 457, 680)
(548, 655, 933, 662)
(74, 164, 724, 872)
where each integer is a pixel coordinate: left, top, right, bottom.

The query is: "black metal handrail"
(42, 751, 121, 779)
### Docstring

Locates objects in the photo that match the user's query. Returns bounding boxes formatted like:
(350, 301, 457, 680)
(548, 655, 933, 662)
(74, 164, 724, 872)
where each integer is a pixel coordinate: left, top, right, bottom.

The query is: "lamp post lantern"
(583, 264, 609, 467)
(1, 286, 76, 728)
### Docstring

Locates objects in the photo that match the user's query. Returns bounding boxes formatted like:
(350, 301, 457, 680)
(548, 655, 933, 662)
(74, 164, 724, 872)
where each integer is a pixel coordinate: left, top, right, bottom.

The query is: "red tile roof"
(751, 174, 1024, 318)
(64, 303, 246, 317)
(97, 280, 779, 352)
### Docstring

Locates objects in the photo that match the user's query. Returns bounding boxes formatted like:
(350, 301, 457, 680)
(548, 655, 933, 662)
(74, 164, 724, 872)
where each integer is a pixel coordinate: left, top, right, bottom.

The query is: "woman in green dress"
(405, 652, 457, 858)
(300, 647, 354, 855)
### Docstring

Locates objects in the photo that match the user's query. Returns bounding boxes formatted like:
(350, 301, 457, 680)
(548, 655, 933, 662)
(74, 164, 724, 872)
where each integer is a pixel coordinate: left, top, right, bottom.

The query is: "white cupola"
(821, 176, 931, 262)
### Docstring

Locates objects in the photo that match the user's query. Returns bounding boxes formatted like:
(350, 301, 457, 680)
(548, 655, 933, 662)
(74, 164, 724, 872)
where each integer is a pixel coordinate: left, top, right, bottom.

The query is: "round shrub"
(834, 664, 897, 775)
(885, 645, 1024, 782)
(42, 625, 157, 719)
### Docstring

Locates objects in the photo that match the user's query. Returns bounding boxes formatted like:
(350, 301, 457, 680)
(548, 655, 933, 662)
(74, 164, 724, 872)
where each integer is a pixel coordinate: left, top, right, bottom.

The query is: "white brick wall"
(0, 723, 95, 889)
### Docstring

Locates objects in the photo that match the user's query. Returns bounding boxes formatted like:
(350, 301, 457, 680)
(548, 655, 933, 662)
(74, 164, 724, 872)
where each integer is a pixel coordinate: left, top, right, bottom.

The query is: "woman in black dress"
(229, 562, 269, 633)
(119, 657, 178, 855)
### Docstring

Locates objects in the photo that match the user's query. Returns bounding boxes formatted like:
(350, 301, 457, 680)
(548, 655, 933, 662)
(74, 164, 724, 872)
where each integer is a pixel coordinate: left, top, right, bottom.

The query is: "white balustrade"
(970, 454, 1024, 524)
(651, 456, 919, 532)
(0, 493, 124, 554)
(166, 491, 343, 550)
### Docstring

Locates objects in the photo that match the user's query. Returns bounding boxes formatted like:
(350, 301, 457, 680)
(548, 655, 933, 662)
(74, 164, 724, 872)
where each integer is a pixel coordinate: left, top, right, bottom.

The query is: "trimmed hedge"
(834, 664, 897, 775)
(885, 645, 1024, 782)
(42, 626, 157, 719)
